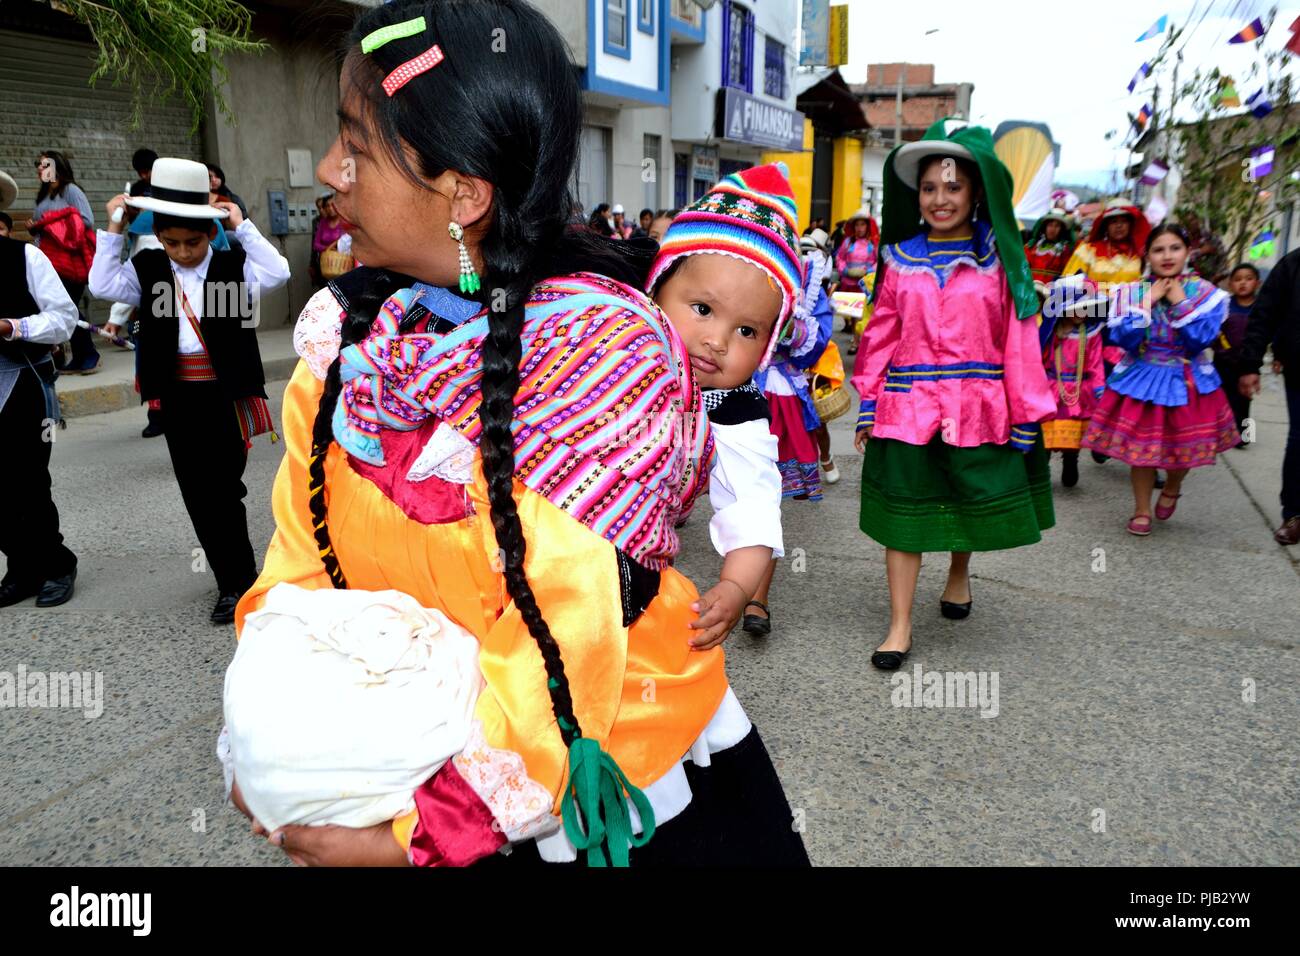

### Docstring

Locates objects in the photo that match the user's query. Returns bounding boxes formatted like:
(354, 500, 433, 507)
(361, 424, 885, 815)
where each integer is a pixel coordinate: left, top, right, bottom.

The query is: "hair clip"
(382, 44, 445, 96)
(361, 16, 426, 54)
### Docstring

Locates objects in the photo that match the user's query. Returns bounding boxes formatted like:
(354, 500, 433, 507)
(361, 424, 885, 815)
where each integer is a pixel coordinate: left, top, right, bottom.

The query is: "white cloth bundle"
(222, 582, 483, 831)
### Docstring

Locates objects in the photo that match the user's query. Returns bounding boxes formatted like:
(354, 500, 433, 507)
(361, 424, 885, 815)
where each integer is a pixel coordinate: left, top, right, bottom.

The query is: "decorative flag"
(1249, 231, 1276, 260)
(1136, 15, 1168, 42)
(1215, 76, 1240, 107)
(1133, 102, 1152, 131)
(1144, 195, 1169, 226)
(1288, 16, 1300, 56)
(1229, 17, 1267, 44)
(1248, 144, 1276, 180)
(1140, 159, 1170, 185)
(1246, 89, 1274, 118)
(1127, 62, 1151, 93)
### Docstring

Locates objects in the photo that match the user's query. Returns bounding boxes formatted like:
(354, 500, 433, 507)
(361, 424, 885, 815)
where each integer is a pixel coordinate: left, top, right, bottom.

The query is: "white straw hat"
(125, 158, 228, 218)
(0, 170, 17, 211)
(892, 139, 976, 190)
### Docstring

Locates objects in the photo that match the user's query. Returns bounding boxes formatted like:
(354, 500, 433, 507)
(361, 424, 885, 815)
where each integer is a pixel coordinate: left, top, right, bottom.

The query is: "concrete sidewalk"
(53, 326, 300, 420)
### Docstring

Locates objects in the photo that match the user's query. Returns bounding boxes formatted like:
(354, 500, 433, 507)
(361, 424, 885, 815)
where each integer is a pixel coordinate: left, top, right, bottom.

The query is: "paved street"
(2, 338, 1297, 866)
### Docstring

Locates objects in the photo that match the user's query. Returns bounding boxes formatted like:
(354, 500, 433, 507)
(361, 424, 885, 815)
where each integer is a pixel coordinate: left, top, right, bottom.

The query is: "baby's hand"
(688, 579, 748, 650)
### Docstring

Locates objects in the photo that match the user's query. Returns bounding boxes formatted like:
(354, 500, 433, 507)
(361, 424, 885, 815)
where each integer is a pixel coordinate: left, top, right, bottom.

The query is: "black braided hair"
(306, 0, 649, 746)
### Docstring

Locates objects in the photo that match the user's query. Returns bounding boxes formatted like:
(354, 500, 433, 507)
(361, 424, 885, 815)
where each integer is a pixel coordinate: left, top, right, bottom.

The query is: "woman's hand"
(1147, 277, 1171, 304)
(230, 775, 410, 866)
(854, 427, 872, 454)
(25, 218, 41, 233)
(270, 822, 411, 867)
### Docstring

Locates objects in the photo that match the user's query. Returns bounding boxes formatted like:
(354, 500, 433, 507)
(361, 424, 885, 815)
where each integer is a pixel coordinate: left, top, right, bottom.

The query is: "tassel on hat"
(647, 162, 804, 369)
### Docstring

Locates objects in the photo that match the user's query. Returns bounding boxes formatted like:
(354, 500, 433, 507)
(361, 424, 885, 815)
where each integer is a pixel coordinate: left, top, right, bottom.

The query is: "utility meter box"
(267, 190, 289, 236)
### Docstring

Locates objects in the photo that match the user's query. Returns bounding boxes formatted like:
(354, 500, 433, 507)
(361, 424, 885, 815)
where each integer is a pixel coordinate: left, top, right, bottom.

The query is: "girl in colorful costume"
(226, 0, 807, 867)
(1081, 223, 1240, 535)
(852, 118, 1056, 671)
(1023, 211, 1077, 290)
(1039, 274, 1107, 487)
(835, 206, 879, 295)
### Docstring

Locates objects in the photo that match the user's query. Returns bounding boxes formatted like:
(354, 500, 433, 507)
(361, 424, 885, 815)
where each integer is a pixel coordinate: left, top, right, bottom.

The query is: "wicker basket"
(319, 240, 355, 280)
(812, 374, 851, 423)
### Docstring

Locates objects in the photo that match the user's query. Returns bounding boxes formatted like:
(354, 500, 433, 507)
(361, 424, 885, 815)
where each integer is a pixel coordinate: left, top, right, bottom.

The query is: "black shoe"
(211, 592, 240, 625)
(35, 570, 76, 608)
(741, 600, 771, 636)
(0, 579, 42, 608)
(940, 599, 972, 620)
(141, 421, 164, 438)
(1091, 450, 1110, 464)
(1154, 472, 1166, 490)
(1061, 453, 1079, 488)
(871, 648, 909, 670)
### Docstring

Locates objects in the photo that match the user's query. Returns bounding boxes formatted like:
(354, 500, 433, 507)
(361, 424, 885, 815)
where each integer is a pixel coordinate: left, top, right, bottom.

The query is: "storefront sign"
(718, 87, 805, 152)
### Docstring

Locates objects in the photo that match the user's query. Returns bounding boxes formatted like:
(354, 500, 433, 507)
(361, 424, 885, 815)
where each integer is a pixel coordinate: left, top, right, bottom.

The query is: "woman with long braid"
(224, 0, 808, 867)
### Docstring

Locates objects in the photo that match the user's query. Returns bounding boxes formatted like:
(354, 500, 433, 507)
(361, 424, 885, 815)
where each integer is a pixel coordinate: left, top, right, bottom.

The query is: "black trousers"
(0, 366, 77, 587)
(1214, 357, 1251, 434)
(1284, 377, 1300, 521)
(58, 277, 98, 369)
(159, 380, 256, 594)
(480, 726, 812, 867)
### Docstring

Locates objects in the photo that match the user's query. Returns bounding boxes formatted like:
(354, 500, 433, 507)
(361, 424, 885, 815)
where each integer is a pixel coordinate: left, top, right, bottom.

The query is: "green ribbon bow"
(560, 737, 656, 867)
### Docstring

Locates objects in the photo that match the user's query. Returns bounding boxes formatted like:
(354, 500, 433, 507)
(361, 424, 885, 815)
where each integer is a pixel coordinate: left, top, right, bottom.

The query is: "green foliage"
(1164, 6, 1300, 265)
(50, 0, 267, 131)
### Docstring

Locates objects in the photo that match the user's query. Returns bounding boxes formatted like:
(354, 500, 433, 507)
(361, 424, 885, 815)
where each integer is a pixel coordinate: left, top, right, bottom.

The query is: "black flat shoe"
(741, 600, 771, 636)
(35, 570, 76, 608)
(871, 649, 909, 670)
(141, 422, 164, 438)
(1153, 472, 1165, 489)
(1061, 453, 1079, 487)
(0, 579, 42, 608)
(940, 599, 972, 620)
(1091, 450, 1110, 464)
(211, 592, 240, 625)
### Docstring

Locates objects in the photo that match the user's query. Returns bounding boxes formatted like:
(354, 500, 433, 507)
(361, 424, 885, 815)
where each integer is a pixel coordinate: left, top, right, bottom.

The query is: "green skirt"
(859, 435, 1055, 553)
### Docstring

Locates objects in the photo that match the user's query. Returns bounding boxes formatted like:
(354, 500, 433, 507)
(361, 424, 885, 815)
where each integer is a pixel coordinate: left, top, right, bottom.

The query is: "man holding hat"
(0, 169, 81, 608)
(89, 157, 290, 625)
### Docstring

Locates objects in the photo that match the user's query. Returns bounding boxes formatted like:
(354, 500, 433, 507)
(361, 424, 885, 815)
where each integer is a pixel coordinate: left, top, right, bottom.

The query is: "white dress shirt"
(2, 243, 78, 345)
(88, 220, 292, 354)
(707, 419, 785, 558)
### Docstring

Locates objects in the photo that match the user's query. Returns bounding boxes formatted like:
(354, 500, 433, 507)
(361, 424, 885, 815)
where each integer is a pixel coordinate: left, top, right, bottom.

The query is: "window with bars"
(764, 37, 785, 99)
(722, 2, 753, 92)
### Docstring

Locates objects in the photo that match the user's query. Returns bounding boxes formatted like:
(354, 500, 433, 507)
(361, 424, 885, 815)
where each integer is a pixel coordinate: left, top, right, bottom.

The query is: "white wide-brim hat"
(0, 170, 17, 211)
(892, 140, 976, 190)
(125, 157, 228, 219)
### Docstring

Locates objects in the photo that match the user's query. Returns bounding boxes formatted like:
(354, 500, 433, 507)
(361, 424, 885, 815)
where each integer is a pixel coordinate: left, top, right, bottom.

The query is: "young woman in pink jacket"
(852, 120, 1057, 670)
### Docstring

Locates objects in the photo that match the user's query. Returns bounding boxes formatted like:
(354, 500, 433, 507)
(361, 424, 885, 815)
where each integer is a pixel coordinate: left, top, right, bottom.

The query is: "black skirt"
(480, 725, 810, 867)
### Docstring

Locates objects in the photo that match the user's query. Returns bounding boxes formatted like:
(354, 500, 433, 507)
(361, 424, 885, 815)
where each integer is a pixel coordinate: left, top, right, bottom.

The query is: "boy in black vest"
(0, 168, 80, 608)
(89, 158, 290, 624)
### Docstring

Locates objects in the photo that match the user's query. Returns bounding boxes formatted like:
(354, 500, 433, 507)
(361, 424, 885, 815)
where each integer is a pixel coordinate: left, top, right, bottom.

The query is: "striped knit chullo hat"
(647, 162, 804, 370)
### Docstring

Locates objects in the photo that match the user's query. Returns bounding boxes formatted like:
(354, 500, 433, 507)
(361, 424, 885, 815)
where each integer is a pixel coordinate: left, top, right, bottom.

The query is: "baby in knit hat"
(646, 163, 805, 647)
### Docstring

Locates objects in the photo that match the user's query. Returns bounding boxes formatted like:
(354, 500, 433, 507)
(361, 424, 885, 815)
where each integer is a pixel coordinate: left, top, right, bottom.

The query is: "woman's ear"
(434, 170, 494, 233)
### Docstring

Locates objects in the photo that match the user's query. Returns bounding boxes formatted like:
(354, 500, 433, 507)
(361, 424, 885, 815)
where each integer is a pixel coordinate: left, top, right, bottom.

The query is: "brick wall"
(865, 63, 936, 88)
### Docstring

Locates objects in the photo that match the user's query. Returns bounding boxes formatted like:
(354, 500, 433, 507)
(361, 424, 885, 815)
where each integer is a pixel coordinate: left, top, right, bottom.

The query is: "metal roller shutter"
(0, 28, 201, 227)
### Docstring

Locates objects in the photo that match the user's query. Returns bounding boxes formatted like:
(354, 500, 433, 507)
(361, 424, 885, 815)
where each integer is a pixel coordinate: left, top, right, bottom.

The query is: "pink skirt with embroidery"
(1081, 386, 1239, 469)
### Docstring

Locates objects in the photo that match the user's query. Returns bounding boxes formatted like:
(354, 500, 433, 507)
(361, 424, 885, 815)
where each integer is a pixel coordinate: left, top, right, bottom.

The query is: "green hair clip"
(361, 16, 427, 54)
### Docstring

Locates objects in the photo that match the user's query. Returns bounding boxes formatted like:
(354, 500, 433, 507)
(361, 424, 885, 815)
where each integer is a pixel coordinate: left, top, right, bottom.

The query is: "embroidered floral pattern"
(452, 721, 558, 843)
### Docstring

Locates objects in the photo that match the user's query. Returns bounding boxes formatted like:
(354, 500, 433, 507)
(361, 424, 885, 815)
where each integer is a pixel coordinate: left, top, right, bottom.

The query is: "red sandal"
(1126, 515, 1153, 536)
(1154, 492, 1183, 520)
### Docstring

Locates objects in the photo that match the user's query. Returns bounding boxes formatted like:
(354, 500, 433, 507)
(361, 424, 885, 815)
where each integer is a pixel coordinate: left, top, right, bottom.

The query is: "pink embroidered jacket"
(851, 225, 1056, 450)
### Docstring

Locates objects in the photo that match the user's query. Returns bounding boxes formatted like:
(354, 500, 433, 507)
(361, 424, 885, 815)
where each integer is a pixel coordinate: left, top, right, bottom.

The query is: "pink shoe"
(1127, 515, 1152, 536)
(1154, 492, 1182, 520)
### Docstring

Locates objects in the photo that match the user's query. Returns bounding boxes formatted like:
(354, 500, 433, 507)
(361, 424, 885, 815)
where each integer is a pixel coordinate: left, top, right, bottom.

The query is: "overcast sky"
(836, 0, 1296, 189)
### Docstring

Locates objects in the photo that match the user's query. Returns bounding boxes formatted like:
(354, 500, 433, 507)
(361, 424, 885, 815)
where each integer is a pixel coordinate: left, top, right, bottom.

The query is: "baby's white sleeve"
(708, 419, 784, 559)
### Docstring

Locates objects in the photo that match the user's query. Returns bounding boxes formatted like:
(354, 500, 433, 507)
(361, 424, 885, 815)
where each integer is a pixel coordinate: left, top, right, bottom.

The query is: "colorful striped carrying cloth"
(334, 272, 714, 570)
